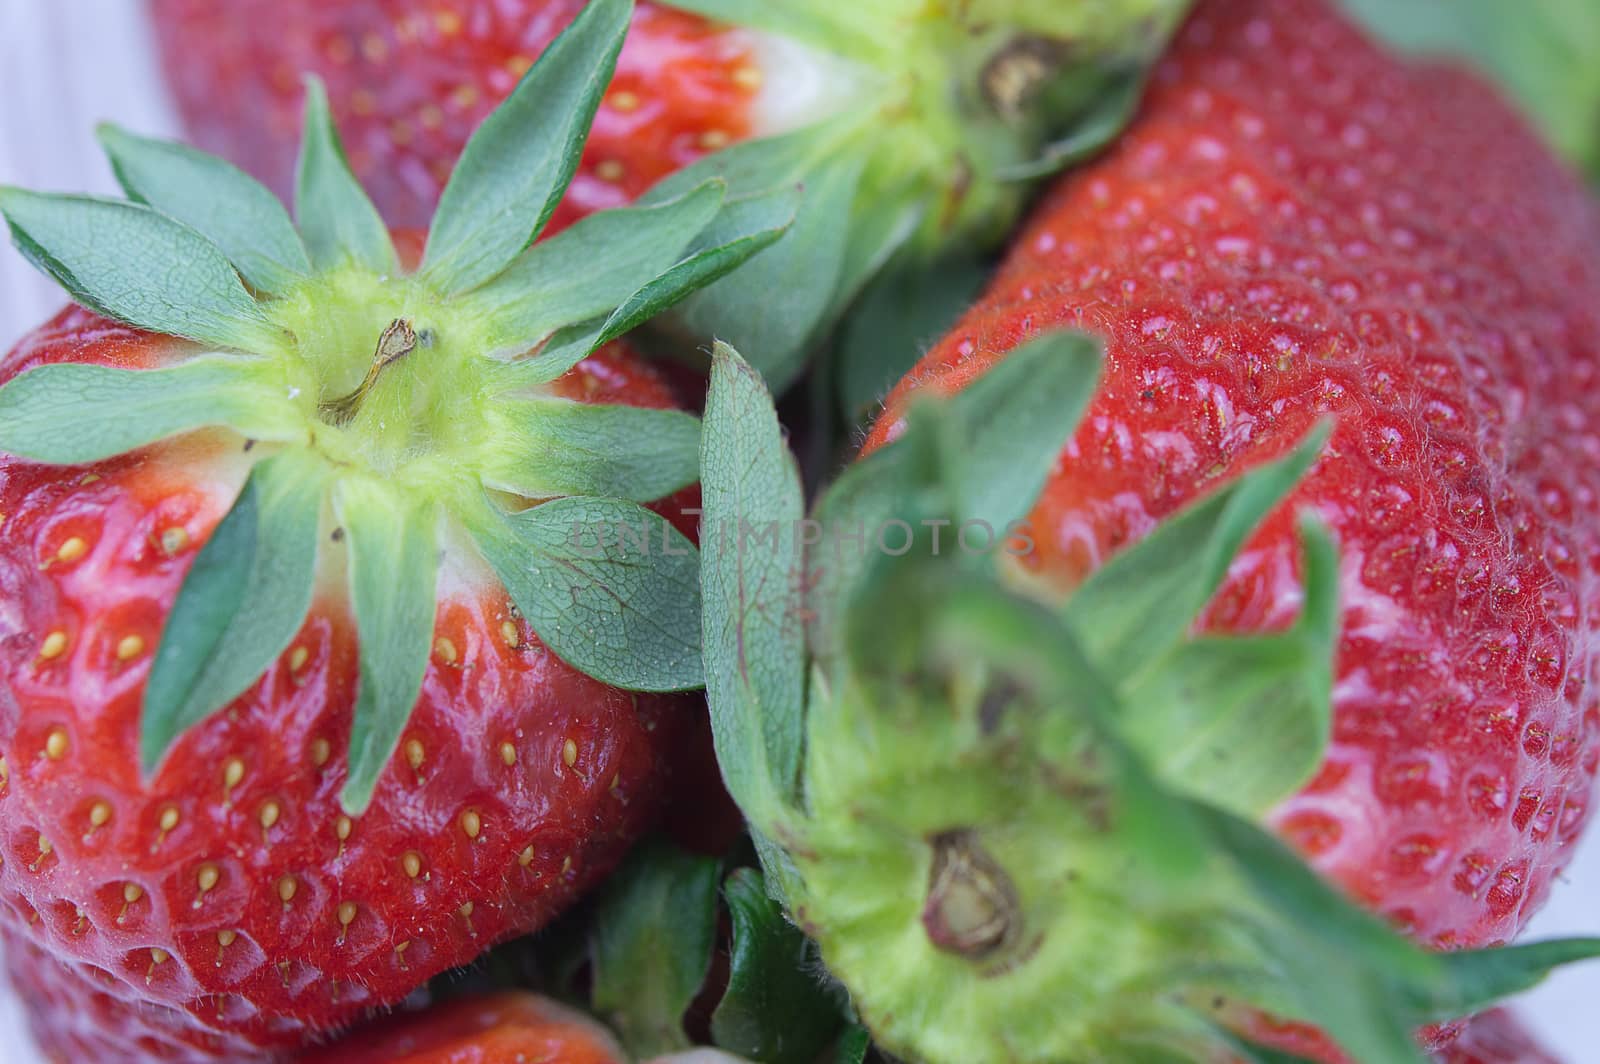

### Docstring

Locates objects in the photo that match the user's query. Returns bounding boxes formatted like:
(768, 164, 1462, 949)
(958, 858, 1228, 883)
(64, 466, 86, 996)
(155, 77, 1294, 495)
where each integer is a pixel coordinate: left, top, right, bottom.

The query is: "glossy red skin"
(296, 992, 624, 1064)
(0, 306, 704, 1061)
(1436, 1010, 1564, 1064)
(150, 0, 761, 231)
(869, 0, 1600, 1055)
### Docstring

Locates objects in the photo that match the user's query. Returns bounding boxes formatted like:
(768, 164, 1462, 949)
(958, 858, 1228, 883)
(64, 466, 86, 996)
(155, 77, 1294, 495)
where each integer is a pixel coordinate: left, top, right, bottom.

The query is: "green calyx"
(698, 338, 1600, 1063)
(0, 0, 792, 813)
(654, 0, 1191, 391)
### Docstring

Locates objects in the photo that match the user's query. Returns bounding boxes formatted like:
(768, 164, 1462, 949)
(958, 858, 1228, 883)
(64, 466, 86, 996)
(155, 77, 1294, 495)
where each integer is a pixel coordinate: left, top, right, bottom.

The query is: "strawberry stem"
(319, 317, 417, 426)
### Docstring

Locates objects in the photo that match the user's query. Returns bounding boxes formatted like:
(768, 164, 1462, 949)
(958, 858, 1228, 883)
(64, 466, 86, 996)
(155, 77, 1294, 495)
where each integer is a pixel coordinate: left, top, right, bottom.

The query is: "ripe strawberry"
(152, 0, 759, 235)
(0, 1, 789, 1058)
(1438, 1010, 1563, 1064)
(867, 0, 1600, 958)
(297, 992, 628, 1064)
(693, 0, 1600, 1060)
(148, 0, 1191, 388)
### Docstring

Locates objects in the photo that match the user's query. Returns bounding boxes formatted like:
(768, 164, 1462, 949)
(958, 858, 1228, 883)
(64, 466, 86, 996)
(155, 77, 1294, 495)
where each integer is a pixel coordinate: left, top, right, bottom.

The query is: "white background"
(0, 2, 1594, 1061)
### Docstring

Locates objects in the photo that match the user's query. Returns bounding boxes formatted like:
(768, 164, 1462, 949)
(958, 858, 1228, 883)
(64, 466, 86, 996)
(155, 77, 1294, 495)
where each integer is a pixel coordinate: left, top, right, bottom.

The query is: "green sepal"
(96, 123, 310, 294)
(663, 151, 865, 392)
(420, 0, 631, 293)
(295, 77, 397, 275)
(935, 331, 1102, 530)
(139, 451, 327, 774)
(699, 343, 808, 827)
(1063, 422, 1333, 683)
(589, 838, 720, 1057)
(1120, 516, 1340, 815)
(590, 190, 797, 350)
(469, 495, 704, 691)
(0, 357, 302, 465)
(0, 189, 276, 351)
(1429, 938, 1600, 1019)
(806, 331, 1102, 664)
(335, 478, 441, 813)
(994, 66, 1149, 182)
(467, 180, 726, 354)
(711, 868, 848, 1064)
(501, 189, 795, 388)
(483, 399, 702, 503)
(1197, 801, 1600, 1062)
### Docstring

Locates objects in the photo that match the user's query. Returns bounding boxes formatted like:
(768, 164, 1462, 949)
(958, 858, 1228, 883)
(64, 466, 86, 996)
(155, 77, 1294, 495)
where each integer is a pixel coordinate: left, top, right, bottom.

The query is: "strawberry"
(0, 1, 791, 1058)
(151, 0, 760, 235)
(692, 1, 1600, 1061)
(1438, 1010, 1563, 1064)
(148, 0, 1191, 388)
(865, 0, 1600, 960)
(297, 992, 628, 1064)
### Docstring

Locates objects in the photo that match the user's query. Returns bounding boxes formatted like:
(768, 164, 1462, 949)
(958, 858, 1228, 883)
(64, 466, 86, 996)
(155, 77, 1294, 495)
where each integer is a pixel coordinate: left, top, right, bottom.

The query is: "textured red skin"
(867, 0, 1600, 1057)
(295, 992, 625, 1064)
(149, 0, 761, 231)
(0, 306, 704, 1061)
(1436, 1010, 1564, 1064)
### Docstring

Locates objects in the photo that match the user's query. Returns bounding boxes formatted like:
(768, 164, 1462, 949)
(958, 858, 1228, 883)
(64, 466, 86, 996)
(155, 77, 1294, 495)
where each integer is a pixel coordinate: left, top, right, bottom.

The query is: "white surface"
(0, 1, 1595, 1061)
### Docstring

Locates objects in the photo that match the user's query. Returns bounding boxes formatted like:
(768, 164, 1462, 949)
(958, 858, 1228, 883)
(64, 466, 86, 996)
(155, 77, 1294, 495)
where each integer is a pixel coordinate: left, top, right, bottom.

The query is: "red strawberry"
(0, 2, 785, 1058)
(691, 0, 1600, 1061)
(1438, 1010, 1564, 1064)
(152, 0, 758, 235)
(867, 0, 1600, 958)
(148, 0, 1191, 388)
(296, 992, 628, 1064)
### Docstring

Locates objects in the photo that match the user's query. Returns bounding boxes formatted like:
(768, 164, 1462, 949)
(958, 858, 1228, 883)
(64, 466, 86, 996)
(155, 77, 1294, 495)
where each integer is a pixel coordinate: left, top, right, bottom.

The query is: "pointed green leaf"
(665, 152, 864, 392)
(807, 331, 1101, 663)
(700, 344, 807, 826)
(140, 452, 326, 772)
(470, 495, 703, 691)
(590, 839, 720, 1057)
(1064, 422, 1333, 684)
(1426, 938, 1600, 1020)
(1120, 518, 1340, 815)
(96, 124, 310, 294)
(711, 868, 844, 1063)
(295, 77, 396, 274)
(590, 189, 797, 350)
(940, 330, 1102, 530)
(483, 399, 701, 502)
(470, 180, 725, 352)
(643, 122, 836, 206)
(336, 479, 440, 812)
(501, 189, 796, 388)
(995, 68, 1147, 182)
(0, 357, 302, 464)
(420, 0, 632, 293)
(1194, 804, 1437, 1064)
(0, 189, 275, 350)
